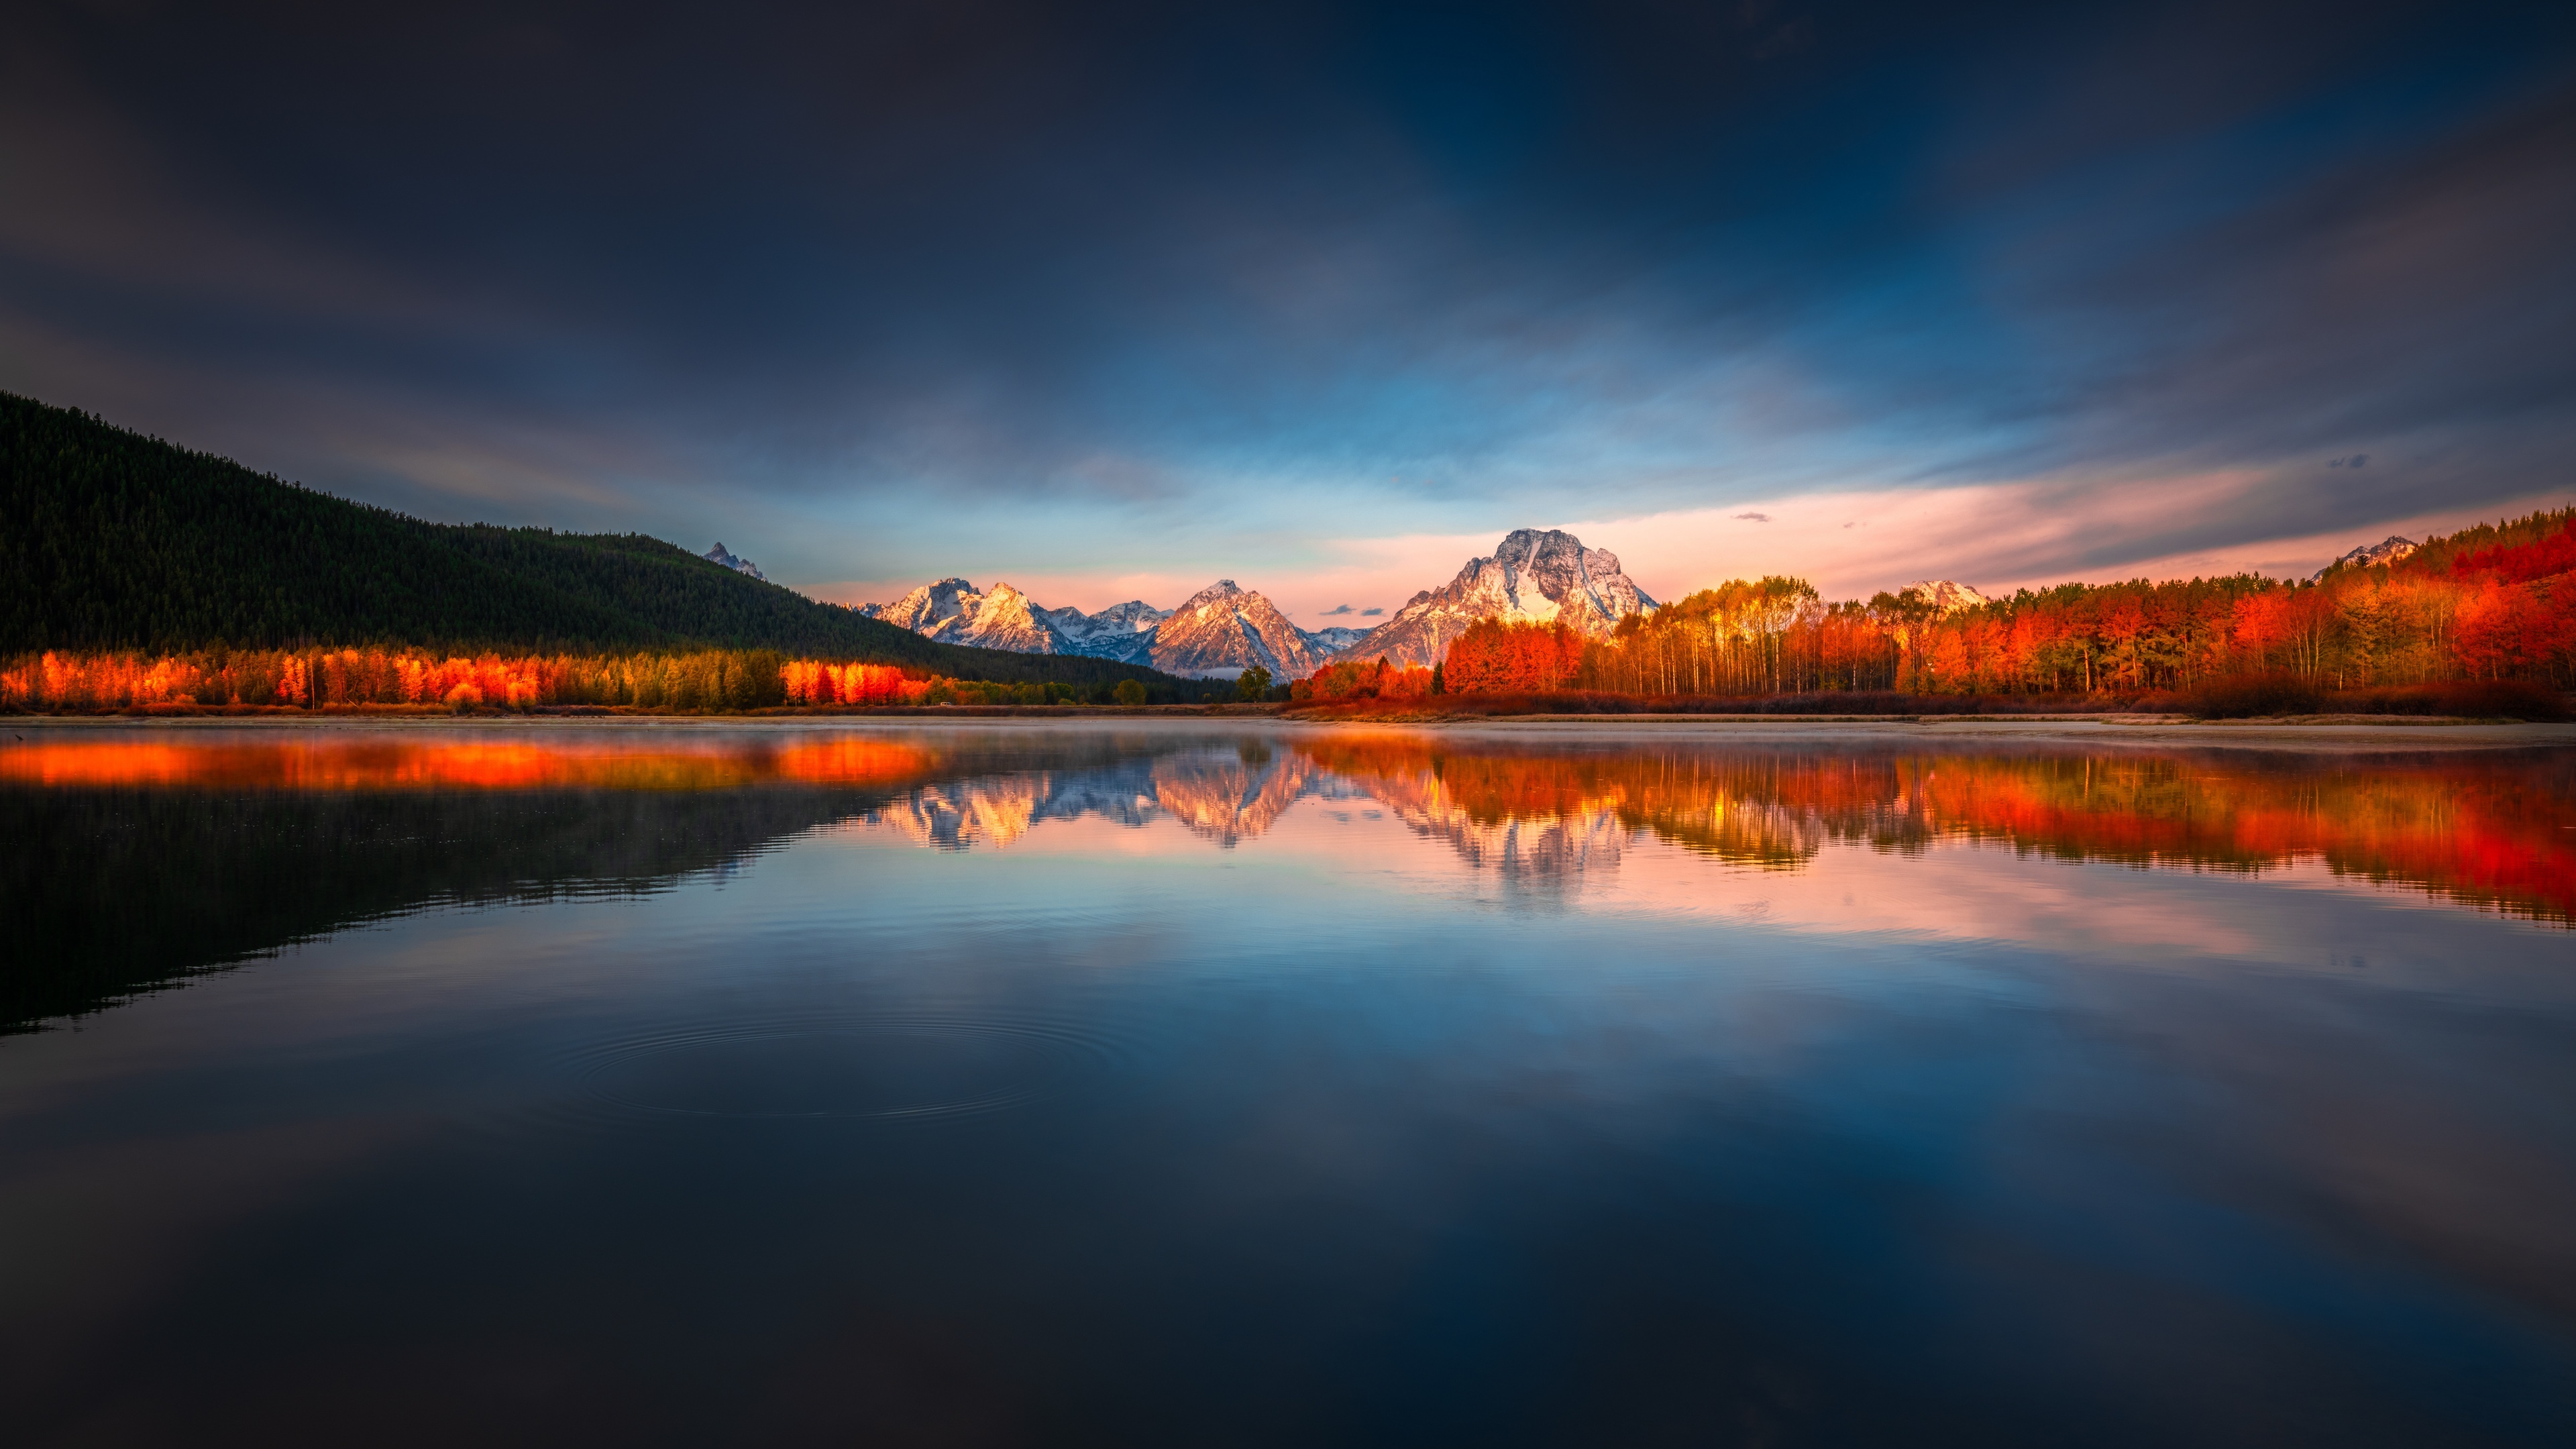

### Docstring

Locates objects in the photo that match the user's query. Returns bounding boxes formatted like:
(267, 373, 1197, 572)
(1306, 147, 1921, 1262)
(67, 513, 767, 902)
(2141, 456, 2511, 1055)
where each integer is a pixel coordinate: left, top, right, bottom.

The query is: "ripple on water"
(485, 1012, 1133, 1136)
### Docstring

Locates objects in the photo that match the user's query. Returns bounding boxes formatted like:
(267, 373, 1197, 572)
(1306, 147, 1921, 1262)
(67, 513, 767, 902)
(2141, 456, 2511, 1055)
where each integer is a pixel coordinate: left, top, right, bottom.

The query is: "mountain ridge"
(857, 577, 1342, 676)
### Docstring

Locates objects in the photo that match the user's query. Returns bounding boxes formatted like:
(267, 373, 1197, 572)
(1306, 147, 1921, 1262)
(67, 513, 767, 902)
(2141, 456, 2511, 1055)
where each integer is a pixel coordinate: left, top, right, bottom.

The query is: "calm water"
(5, 722, 2575, 1446)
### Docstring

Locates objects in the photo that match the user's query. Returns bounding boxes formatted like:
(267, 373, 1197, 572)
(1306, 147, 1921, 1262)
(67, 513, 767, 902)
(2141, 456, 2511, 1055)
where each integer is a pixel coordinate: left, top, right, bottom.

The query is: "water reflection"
(6, 725, 2575, 1444)
(0, 733, 944, 790)
(1301, 739, 2576, 923)
(7, 727, 2570, 1031)
(849, 733, 2576, 924)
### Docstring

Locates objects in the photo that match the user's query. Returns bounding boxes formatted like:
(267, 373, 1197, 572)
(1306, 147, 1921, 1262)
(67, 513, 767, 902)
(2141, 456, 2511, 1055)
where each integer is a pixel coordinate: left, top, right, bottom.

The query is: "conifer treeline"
(0, 392, 1178, 691)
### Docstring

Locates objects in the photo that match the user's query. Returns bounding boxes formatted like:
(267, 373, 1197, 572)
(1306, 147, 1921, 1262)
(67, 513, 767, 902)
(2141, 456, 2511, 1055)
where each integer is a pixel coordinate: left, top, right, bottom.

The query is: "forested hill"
(0, 392, 1170, 685)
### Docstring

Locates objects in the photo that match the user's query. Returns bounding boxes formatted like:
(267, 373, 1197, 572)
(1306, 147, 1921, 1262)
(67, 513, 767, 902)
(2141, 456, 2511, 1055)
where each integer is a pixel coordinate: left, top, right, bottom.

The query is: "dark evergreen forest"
(1, 392, 1177, 688)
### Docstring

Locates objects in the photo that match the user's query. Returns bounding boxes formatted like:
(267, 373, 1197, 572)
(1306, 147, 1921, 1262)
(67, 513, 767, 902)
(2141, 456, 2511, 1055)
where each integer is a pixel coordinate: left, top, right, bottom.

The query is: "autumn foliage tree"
(1291, 656, 1434, 702)
(1507, 506, 2575, 700)
(1440, 620, 1585, 694)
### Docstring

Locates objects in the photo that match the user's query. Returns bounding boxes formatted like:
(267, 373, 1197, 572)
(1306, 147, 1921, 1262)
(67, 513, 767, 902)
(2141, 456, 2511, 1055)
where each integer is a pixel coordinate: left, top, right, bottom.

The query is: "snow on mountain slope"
(1898, 580, 1991, 613)
(859, 578, 983, 634)
(857, 580, 1176, 660)
(1150, 580, 1332, 678)
(1084, 600, 1174, 634)
(1041, 599, 1175, 660)
(1342, 529, 1656, 669)
(926, 582, 1065, 653)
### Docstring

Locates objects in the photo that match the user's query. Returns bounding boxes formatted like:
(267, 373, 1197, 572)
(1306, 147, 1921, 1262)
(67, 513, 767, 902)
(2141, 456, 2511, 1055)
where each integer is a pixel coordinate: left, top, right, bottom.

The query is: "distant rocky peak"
(704, 541, 765, 581)
(2312, 535, 2418, 581)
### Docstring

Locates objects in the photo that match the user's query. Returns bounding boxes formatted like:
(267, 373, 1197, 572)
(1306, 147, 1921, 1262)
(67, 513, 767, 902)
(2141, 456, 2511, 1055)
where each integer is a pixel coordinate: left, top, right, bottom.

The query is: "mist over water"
(5, 723, 2573, 1446)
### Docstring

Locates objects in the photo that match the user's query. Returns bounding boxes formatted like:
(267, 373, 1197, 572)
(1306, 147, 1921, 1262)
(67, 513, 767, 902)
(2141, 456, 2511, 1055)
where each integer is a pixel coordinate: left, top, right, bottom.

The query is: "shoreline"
(5, 711, 2573, 751)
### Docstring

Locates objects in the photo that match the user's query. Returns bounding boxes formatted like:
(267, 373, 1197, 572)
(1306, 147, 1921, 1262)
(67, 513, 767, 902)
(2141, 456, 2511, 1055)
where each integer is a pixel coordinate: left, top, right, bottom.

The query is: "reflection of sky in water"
(4, 726, 2573, 1444)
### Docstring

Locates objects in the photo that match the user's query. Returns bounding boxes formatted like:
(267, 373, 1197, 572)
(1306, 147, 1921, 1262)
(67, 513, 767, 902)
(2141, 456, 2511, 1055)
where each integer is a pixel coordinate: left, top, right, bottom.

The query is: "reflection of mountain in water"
(1329, 761, 1629, 904)
(13, 731, 2570, 1032)
(844, 737, 2576, 924)
(1305, 743, 1833, 887)
(867, 745, 1316, 850)
(1152, 745, 1314, 846)
(871, 766, 1167, 850)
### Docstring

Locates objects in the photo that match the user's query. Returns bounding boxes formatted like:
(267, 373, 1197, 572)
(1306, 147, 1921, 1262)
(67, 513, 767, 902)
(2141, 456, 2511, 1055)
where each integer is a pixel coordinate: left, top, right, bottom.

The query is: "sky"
(4, 1, 2573, 620)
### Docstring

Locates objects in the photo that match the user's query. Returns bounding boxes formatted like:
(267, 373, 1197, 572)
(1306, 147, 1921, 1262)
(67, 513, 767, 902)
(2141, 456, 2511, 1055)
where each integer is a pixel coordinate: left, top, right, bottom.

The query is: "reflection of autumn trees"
(1298, 741, 2576, 923)
(0, 737, 943, 792)
(1892, 751, 2576, 923)
(13, 733, 2570, 938)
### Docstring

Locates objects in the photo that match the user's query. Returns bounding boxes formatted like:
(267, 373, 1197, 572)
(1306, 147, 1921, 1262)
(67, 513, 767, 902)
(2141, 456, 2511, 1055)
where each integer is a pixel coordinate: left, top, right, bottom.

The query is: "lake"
(5, 721, 2573, 1446)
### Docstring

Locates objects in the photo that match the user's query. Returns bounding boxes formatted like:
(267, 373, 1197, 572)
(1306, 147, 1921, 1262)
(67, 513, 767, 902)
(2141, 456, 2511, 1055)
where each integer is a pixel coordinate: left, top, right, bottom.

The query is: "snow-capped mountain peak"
(1899, 580, 1990, 613)
(1152, 580, 1333, 678)
(931, 582, 1063, 653)
(1340, 529, 1656, 669)
(859, 577, 983, 633)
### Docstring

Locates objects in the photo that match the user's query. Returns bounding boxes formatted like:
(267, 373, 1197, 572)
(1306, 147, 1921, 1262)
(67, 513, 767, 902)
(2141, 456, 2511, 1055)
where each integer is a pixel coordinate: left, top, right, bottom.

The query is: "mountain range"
(859, 580, 1173, 663)
(855, 576, 1330, 678)
(857, 527, 1663, 678)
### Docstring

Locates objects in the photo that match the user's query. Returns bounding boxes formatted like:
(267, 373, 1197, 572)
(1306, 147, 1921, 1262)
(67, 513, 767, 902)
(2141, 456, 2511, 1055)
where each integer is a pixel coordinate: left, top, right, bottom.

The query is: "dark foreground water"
(5, 722, 2574, 1446)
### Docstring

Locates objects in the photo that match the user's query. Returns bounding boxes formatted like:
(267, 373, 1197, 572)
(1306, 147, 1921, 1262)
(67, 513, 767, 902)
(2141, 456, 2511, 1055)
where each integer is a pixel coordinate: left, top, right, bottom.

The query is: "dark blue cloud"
(1, 1, 2569, 590)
